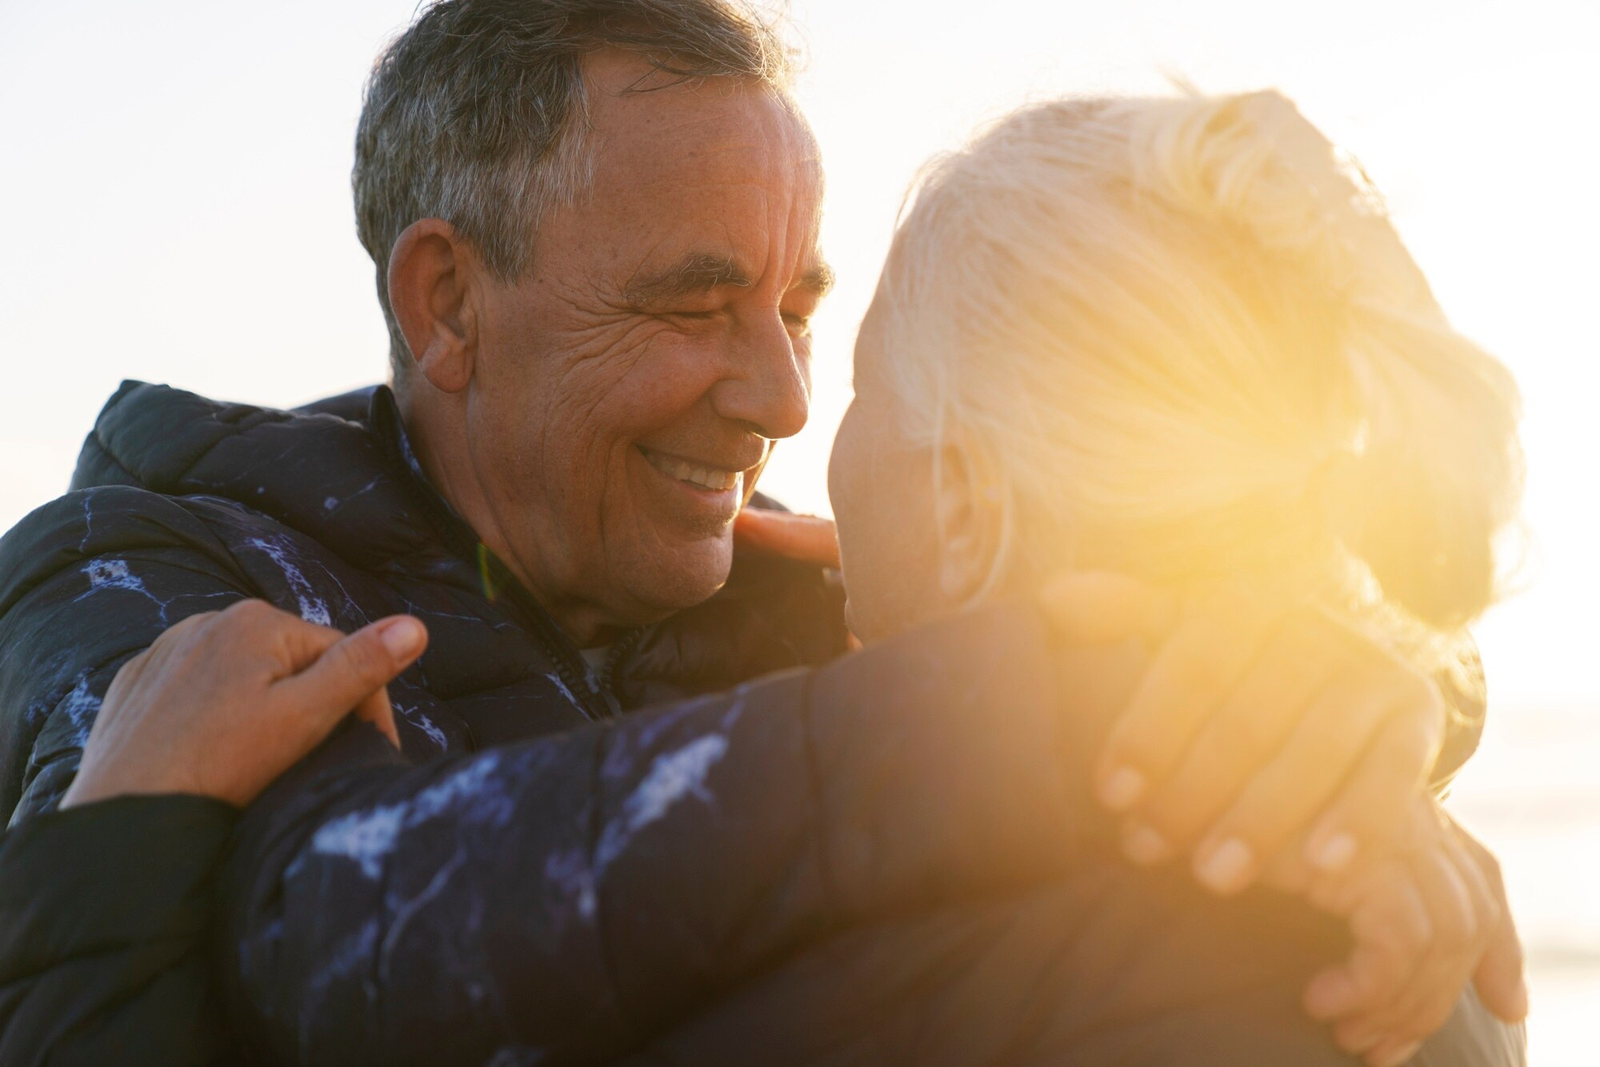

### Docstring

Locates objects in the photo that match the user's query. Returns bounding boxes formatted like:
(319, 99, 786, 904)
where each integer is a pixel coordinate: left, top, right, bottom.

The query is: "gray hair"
(353, 0, 794, 377)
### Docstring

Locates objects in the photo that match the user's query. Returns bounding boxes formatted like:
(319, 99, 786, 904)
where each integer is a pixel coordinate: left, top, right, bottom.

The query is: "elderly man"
(0, 0, 844, 1058)
(0, 2, 1522, 1066)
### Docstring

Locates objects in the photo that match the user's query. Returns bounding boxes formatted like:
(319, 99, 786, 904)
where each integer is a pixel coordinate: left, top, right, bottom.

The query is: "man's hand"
(1038, 574, 1529, 1054)
(1082, 589, 1446, 898)
(1292, 803, 1528, 1065)
(60, 600, 428, 809)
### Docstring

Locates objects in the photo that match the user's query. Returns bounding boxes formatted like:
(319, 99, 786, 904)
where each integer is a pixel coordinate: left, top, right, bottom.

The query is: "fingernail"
(1492, 975, 1530, 1022)
(1123, 824, 1172, 866)
(379, 617, 425, 659)
(1099, 767, 1146, 811)
(1371, 1040, 1422, 1067)
(1308, 831, 1358, 873)
(1195, 838, 1254, 894)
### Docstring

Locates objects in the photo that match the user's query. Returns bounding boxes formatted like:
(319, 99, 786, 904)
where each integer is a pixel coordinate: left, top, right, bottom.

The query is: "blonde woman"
(815, 88, 1526, 1064)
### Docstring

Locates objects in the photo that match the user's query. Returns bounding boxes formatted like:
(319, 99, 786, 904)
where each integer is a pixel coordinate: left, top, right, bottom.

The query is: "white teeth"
(644, 449, 741, 492)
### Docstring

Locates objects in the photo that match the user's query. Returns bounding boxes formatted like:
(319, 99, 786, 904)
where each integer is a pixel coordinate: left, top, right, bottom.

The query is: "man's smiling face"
(465, 51, 829, 638)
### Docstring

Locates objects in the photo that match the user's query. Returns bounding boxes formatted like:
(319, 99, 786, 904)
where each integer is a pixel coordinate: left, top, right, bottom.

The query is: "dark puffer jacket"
(0, 383, 1519, 1066)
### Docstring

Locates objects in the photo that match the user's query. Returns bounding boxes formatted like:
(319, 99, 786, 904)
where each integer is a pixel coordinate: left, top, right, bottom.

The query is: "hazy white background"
(1, 1, 1596, 1061)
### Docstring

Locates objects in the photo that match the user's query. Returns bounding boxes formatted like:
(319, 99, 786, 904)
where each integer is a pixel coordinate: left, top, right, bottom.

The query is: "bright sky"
(1, 0, 1597, 1057)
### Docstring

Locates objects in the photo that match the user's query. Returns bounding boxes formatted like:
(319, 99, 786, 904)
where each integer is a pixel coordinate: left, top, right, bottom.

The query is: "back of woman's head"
(875, 89, 1523, 637)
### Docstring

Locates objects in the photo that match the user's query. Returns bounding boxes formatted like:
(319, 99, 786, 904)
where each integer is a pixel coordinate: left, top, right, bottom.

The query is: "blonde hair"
(875, 90, 1523, 639)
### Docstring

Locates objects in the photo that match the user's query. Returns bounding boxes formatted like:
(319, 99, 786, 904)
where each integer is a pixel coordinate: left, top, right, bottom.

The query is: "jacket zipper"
(596, 626, 647, 716)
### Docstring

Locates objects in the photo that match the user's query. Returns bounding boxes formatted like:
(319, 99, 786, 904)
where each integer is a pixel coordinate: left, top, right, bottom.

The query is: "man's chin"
(619, 534, 736, 620)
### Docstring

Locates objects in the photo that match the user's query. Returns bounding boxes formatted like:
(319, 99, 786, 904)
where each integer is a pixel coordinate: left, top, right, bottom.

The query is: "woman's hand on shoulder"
(61, 600, 428, 810)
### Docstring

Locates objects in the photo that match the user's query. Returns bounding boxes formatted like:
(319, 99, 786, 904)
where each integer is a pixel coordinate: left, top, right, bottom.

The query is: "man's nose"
(711, 315, 811, 440)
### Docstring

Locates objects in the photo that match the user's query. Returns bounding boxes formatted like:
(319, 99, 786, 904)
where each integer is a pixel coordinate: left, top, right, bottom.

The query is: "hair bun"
(1130, 90, 1523, 630)
(1131, 90, 1435, 313)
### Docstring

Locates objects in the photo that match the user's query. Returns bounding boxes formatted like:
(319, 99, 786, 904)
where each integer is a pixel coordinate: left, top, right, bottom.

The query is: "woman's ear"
(934, 435, 1007, 605)
(387, 218, 479, 394)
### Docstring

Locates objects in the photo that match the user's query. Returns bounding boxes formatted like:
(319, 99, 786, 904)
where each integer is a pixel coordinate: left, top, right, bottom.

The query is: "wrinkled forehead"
(582, 50, 822, 231)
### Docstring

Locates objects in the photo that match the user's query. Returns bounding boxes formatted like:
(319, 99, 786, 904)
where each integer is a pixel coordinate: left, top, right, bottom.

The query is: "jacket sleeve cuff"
(0, 794, 238, 977)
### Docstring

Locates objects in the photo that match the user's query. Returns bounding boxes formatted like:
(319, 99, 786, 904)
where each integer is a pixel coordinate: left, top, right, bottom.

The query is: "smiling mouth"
(639, 446, 743, 492)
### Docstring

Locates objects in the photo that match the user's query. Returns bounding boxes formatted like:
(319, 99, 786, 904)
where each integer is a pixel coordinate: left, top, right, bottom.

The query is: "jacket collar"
(71, 380, 848, 708)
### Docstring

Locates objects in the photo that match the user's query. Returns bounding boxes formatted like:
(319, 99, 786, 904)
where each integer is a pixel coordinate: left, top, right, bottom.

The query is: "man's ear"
(934, 436, 1007, 604)
(387, 218, 479, 394)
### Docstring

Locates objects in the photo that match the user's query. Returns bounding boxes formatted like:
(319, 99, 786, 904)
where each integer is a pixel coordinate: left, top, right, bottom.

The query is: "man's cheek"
(633, 329, 742, 404)
(563, 312, 672, 366)
(562, 324, 698, 428)
(537, 363, 644, 491)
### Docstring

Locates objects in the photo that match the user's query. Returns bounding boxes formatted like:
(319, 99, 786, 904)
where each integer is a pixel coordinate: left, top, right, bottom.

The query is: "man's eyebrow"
(797, 260, 836, 298)
(623, 253, 753, 306)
